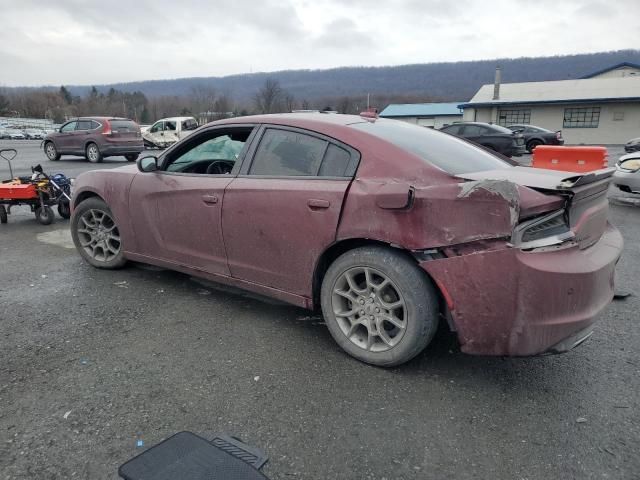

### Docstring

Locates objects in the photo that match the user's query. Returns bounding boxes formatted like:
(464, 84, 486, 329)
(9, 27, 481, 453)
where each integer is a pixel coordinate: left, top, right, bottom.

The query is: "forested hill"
(66, 49, 640, 103)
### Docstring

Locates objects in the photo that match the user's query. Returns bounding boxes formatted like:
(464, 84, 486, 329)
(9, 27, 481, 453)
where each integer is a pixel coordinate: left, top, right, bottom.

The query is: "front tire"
(44, 141, 61, 161)
(321, 246, 439, 367)
(85, 142, 103, 163)
(71, 197, 126, 269)
(125, 154, 139, 162)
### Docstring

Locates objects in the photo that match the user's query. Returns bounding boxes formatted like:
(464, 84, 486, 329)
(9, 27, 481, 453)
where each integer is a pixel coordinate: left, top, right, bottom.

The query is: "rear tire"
(321, 246, 439, 367)
(527, 139, 543, 153)
(125, 154, 139, 162)
(44, 141, 60, 161)
(0, 205, 7, 224)
(86, 142, 103, 163)
(71, 197, 126, 269)
(35, 206, 55, 225)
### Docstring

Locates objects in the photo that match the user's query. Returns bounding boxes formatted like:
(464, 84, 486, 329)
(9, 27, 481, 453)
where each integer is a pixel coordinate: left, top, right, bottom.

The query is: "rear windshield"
(110, 120, 138, 131)
(351, 120, 513, 175)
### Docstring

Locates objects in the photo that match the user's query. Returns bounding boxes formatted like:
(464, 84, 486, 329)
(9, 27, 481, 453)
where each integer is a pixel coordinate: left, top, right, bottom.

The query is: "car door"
(55, 121, 78, 152)
(71, 120, 94, 154)
(222, 126, 359, 296)
(128, 125, 257, 276)
(146, 121, 164, 146)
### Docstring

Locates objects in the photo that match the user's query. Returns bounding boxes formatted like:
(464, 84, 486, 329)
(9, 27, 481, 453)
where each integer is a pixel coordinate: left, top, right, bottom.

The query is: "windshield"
(351, 120, 513, 174)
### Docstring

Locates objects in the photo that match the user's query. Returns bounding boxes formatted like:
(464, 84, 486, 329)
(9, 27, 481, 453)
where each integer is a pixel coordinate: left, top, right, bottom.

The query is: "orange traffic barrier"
(531, 146, 608, 173)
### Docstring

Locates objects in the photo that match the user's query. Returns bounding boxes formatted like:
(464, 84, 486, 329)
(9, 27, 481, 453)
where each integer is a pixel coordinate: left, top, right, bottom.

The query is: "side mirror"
(137, 156, 158, 172)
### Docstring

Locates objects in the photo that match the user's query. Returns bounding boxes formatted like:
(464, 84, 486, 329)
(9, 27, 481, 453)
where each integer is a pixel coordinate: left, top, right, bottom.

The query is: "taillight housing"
(101, 119, 112, 136)
(512, 209, 574, 249)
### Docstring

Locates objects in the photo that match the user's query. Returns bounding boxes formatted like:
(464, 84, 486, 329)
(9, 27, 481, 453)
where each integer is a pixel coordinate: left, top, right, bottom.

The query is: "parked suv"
(43, 117, 144, 163)
(507, 124, 564, 152)
(439, 122, 525, 157)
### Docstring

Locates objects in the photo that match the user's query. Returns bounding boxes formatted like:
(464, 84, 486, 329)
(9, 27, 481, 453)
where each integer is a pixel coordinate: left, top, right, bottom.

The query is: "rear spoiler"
(458, 166, 615, 192)
(555, 168, 615, 189)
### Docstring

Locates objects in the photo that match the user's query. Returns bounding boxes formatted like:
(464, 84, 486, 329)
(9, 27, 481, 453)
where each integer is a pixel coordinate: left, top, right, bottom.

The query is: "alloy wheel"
(331, 266, 407, 352)
(76, 209, 121, 262)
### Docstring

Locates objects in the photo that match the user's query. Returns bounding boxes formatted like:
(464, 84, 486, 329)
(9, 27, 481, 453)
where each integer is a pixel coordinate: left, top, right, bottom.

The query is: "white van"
(143, 116, 198, 148)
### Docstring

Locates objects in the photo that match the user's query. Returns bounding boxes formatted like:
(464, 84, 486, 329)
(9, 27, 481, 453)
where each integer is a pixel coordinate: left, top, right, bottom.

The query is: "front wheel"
(35, 206, 55, 225)
(321, 246, 439, 367)
(71, 197, 126, 269)
(44, 141, 61, 161)
(86, 142, 103, 163)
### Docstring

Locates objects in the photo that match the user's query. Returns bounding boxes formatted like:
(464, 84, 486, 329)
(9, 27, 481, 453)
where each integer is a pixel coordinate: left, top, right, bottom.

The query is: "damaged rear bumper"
(420, 223, 623, 356)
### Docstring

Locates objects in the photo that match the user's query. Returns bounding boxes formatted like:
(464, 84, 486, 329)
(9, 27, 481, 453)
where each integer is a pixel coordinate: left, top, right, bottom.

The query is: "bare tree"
(283, 93, 296, 113)
(253, 78, 283, 114)
(189, 85, 217, 116)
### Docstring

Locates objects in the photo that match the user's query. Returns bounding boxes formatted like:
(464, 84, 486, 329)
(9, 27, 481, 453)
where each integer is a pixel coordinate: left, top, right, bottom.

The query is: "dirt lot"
(1, 140, 639, 479)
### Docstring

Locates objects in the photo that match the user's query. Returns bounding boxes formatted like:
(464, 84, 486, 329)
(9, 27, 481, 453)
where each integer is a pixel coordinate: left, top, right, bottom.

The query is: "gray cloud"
(0, 0, 638, 86)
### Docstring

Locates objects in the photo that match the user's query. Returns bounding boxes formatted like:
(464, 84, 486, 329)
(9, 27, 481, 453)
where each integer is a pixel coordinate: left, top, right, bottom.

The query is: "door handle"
(202, 194, 219, 205)
(307, 199, 330, 209)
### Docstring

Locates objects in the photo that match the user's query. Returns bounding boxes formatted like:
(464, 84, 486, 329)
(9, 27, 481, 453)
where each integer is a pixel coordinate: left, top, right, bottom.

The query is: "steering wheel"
(205, 161, 231, 175)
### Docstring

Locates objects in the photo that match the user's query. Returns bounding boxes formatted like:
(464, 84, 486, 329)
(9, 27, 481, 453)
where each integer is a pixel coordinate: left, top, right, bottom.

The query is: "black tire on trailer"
(0, 205, 7, 224)
(35, 206, 55, 225)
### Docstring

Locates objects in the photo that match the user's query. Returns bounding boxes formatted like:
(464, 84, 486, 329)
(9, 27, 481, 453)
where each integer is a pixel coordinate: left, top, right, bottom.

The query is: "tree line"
(0, 78, 442, 125)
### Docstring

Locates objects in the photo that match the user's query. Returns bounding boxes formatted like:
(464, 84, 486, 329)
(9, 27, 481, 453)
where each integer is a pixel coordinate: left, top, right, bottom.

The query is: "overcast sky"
(1, 0, 638, 87)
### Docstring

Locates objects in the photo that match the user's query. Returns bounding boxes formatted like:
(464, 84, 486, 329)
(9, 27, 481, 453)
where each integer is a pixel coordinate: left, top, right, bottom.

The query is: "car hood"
(457, 166, 615, 192)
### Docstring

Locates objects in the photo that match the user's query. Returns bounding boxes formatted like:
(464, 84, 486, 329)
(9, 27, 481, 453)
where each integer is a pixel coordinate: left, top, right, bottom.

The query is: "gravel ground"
(0, 140, 638, 479)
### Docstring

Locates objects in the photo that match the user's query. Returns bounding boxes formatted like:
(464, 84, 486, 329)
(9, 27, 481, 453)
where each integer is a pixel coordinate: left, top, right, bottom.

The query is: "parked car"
(70, 113, 622, 367)
(507, 124, 564, 152)
(624, 137, 640, 153)
(43, 117, 143, 163)
(613, 151, 640, 194)
(439, 122, 525, 157)
(0, 128, 8, 139)
(3, 128, 26, 140)
(142, 116, 198, 149)
(24, 128, 46, 140)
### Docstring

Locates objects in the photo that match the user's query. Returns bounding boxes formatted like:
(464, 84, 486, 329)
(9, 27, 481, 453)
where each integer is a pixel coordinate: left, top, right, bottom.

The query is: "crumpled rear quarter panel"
(421, 224, 623, 356)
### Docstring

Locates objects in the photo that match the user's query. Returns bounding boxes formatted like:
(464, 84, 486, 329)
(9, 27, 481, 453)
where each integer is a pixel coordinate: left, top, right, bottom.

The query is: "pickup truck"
(142, 116, 198, 149)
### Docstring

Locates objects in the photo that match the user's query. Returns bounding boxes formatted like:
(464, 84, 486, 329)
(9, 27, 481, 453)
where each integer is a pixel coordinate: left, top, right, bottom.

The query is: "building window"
(497, 109, 531, 126)
(613, 111, 625, 121)
(563, 107, 600, 128)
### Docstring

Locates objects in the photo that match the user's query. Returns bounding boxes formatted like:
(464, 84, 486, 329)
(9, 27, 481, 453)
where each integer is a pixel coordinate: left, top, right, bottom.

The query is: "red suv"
(43, 117, 144, 163)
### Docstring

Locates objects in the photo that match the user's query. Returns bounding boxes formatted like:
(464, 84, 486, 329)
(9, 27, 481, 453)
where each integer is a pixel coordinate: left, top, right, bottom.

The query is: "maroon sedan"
(70, 113, 623, 366)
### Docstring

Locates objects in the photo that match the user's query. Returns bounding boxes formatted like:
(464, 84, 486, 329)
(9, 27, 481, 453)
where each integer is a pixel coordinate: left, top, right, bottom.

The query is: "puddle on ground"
(37, 228, 74, 249)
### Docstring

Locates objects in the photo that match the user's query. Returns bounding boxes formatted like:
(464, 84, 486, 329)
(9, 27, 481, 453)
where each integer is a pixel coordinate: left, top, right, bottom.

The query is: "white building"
(460, 63, 640, 144)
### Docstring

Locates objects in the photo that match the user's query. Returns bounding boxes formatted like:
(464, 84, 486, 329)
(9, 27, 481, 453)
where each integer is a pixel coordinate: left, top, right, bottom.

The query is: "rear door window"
(318, 144, 352, 177)
(249, 129, 328, 176)
(441, 124, 462, 135)
(76, 120, 93, 130)
(461, 125, 486, 136)
(182, 119, 198, 131)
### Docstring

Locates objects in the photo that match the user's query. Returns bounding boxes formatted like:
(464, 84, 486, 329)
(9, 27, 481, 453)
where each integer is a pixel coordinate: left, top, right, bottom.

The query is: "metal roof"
(581, 62, 640, 79)
(460, 76, 640, 108)
(379, 102, 464, 117)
